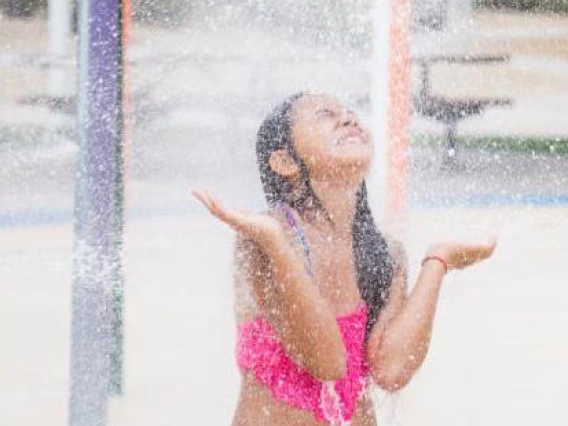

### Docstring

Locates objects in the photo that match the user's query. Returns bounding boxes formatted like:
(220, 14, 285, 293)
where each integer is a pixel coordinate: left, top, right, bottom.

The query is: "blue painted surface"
(2, 193, 568, 229)
(411, 193, 568, 208)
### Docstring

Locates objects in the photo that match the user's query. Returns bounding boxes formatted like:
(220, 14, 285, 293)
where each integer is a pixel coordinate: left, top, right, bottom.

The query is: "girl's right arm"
(195, 189, 346, 380)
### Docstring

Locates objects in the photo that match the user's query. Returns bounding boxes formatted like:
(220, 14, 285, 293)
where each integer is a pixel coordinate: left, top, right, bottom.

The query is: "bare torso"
(232, 212, 380, 425)
(233, 373, 377, 426)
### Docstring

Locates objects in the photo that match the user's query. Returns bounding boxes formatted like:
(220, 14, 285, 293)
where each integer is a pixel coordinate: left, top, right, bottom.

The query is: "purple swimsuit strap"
(277, 204, 313, 277)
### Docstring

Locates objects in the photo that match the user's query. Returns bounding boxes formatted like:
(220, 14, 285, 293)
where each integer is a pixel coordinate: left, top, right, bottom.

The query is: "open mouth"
(334, 133, 367, 146)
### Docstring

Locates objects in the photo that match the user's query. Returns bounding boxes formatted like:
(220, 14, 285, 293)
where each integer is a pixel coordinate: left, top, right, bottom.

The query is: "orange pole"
(386, 0, 411, 230)
(122, 0, 132, 206)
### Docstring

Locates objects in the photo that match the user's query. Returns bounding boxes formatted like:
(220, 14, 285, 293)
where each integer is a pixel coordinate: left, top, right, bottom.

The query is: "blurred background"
(1, 0, 567, 425)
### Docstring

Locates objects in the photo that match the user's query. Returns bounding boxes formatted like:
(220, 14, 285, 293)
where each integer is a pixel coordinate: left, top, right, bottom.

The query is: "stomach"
(232, 373, 378, 426)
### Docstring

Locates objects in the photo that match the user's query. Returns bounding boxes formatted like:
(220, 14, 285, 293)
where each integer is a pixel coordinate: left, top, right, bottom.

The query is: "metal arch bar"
(411, 53, 511, 65)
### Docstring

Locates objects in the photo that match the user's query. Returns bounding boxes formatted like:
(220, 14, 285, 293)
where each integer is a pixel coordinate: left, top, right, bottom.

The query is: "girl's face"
(289, 94, 373, 183)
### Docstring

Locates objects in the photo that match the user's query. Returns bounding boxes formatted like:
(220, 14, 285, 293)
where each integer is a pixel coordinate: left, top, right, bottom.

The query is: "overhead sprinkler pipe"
(71, 0, 128, 424)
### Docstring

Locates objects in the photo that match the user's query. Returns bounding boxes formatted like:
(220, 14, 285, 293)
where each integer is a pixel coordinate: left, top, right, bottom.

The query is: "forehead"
(292, 94, 345, 117)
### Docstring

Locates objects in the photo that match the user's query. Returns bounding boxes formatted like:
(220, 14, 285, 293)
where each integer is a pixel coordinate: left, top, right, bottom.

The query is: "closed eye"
(315, 108, 335, 118)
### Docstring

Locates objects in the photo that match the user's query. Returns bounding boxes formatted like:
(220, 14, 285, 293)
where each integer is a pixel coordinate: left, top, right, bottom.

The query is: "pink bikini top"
(235, 205, 371, 425)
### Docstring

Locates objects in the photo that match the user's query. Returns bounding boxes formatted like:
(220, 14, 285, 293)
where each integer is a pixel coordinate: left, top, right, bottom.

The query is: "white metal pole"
(452, 0, 474, 42)
(369, 0, 391, 223)
(48, 0, 72, 98)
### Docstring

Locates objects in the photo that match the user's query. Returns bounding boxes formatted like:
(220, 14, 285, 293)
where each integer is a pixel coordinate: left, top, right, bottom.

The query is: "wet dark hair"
(256, 93, 394, 337)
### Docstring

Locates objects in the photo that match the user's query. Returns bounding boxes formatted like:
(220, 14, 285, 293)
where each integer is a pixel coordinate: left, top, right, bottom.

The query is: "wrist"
(421, 254, 449, 275)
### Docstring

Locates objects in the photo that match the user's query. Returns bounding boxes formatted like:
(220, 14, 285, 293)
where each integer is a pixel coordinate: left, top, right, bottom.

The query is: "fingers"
(192, 189, 229, 221)
(190, 188, 246, 231)
(190, 188, 229, 221)
(461, 238, 498, 267)
(432, 237, 497, 270)
(476, 237, 498, 261)
(190, 188, 214, 211)
(487, 236, 498, 254)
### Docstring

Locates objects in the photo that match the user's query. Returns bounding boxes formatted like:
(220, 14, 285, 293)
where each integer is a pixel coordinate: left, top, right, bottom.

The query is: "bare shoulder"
(263, 207, 299, 247)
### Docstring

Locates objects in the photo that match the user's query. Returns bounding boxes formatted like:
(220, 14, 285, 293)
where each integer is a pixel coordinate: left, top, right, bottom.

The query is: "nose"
(340, 110, 358, 127)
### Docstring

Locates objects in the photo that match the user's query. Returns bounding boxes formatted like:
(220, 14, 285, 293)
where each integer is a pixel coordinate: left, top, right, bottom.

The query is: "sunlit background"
(1, 0, 567, 425)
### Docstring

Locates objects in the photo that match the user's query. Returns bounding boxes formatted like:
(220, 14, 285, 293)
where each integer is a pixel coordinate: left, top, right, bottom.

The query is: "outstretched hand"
(426, 238, 497, 271)
(190, 188, 283, 248)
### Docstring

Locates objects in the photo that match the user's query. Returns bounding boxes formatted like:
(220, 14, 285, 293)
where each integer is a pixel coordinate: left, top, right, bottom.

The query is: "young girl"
(192, 93, 496, 426)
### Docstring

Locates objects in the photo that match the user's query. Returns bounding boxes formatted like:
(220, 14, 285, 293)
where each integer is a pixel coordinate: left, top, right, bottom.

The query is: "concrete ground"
(1, 206, 567, 425)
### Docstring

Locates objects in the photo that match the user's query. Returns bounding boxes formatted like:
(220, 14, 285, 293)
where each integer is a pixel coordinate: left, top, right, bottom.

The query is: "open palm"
(191, 189, 282, 247)
(428, 239, 497, 270)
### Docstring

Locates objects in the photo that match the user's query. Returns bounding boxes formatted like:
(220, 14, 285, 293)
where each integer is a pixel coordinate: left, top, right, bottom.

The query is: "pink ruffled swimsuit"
(236, 205, 371, 425)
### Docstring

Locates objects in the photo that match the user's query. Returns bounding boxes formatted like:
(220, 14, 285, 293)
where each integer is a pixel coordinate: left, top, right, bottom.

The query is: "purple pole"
(71, 0, 123, 424)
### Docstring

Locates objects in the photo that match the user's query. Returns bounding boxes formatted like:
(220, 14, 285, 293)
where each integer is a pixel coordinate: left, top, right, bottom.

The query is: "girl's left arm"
(367, 237, 496, 391)
(366, 241, 446, 391)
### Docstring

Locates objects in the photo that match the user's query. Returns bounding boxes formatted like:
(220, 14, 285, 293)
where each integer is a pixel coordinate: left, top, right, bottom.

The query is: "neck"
(308, 179, 360, 233)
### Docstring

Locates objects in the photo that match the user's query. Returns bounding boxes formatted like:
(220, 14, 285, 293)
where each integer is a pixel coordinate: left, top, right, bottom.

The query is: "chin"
(334, 149, 372, 170)
(331, 156, 371, 184)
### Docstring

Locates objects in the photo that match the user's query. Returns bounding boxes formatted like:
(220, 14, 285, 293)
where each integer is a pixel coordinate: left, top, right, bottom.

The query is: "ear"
(269, 149, 300, 178)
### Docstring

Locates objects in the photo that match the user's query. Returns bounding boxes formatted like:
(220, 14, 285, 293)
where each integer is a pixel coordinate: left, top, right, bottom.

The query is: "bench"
(412, 54, 513, 170)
